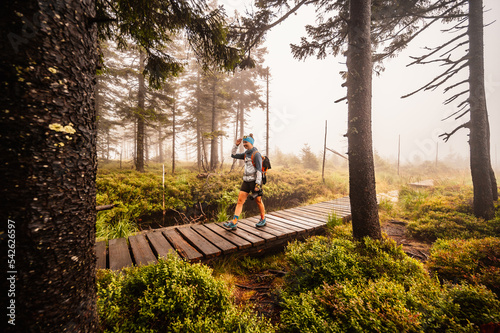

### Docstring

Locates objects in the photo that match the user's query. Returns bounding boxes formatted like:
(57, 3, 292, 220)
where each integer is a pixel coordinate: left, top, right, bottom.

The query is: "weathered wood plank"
(267, 212, 319, 230)
(235, 219, 278, 241)
(95, 241, 107, 270)
(109, 238, 133, 271)
(295, 206, 330, 216)
(261, 216, 306, 234)
(192, 225, 238, 254)
(243, 217, 291, 238)
(284, 209, 328, 223)
(314, 203, 351, 213)
(296, 206, 332, 217)
(272, 210, 325, 226)
(163, 229, 203, 262)
(204, 223, 252, 250)
(129, 234, 157, 267)
(146, 231, 179, 259)
(215, 222, 266, 246)
(177, 227, 221, 259)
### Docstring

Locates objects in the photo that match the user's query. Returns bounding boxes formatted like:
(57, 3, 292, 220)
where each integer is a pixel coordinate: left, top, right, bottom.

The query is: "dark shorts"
(240, 180, 257, 193)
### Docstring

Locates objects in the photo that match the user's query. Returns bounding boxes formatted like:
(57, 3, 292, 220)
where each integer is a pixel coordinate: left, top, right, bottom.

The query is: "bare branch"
(439, 122, 470, 142)
(444, 89, 468, 105)
(442, 103, 468, 121)
(407, 32, 467, 66)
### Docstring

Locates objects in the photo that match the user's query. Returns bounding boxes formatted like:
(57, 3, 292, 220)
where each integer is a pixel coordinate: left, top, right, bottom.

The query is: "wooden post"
(397, 135, 401, 176)
(322, 120, 327, 183)
(266, 67, 270, 157)
(162, 164, 165, 216)
(435, 141, 438, 167)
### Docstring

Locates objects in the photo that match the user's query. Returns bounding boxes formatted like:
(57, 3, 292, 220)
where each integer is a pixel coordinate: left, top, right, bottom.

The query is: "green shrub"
(284, 236, 427, 293)
(279, 236, 500, 333)
(97, 256, 275, 332)
(427, 237, 500, 296)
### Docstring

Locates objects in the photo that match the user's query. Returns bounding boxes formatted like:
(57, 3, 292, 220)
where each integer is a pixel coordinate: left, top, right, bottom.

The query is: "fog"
(220, 0, 500, 170)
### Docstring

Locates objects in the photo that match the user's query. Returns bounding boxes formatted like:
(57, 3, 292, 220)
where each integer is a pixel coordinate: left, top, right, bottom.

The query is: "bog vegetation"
(96, 157, 500, 332)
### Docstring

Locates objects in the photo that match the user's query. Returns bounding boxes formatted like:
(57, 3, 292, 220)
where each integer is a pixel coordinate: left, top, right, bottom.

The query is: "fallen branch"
(96, 204, 117, 212)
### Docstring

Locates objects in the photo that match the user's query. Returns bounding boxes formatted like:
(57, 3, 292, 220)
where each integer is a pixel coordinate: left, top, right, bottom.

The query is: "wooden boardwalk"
(95, 197, 351, 271)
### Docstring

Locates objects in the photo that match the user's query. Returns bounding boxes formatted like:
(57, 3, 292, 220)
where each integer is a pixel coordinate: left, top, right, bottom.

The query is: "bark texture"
(346, 0, 382, 240)
(1, 0, 99, 331)
(468, 0, 495, 219)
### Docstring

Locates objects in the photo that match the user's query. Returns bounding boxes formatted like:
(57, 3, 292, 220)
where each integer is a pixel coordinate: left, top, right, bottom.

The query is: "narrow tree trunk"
(197, 117, 202, 170)
(346, 0, 382, 240)
(158, 123, 163, 163)
(1, 0, 99, 330)
(136, 51, 146, 172)
(468, 0, 494, 219)
(172, 94, 176, 174)
(266, 67, 270, 157)
(210, 77, 219, 171)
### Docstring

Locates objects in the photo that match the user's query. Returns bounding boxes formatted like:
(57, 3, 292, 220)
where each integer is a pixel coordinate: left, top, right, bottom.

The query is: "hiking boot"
(223, 221, 238, 230)
(255, 218, 266, 227)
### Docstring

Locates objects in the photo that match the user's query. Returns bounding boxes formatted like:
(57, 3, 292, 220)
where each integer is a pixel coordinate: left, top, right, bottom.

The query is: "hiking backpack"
(251, 150, 271, 185)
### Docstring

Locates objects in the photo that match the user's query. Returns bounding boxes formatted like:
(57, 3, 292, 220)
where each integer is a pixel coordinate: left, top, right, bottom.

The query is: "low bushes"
(97, 255, 275, 332)
(427, 237, 500, 296)
(278, 234, 500, 332)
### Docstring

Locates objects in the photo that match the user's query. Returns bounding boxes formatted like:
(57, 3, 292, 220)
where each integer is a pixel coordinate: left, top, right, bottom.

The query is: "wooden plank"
(109, 238, 133, 271)
(267, 212, 319, 230)
(214, 222, 266, 246)
(296, 206, 331, 216)
(204, 223, 252, 250)
(243, 217, 291, 238)
(235, 219, 278, 241)
(129, 234, 157, 267)
(95, 241, 107, 270)
(163, 229, 203, 262)
(177, 227, 221, 259)
(192, 225, 238, 254)
(284, 209, 328, 223)
(314, 202, 351, 209)
(275, 211, 327, 228)
(273, 210, 325, 225)
(261, 216, 306, 234)
(312, 203, 351, 213)
(297, 206, 333, 217)
(146, 231, 179, 259)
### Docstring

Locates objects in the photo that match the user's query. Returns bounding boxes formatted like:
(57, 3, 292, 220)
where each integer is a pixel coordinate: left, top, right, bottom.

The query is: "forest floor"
(232, 191, 432, 325)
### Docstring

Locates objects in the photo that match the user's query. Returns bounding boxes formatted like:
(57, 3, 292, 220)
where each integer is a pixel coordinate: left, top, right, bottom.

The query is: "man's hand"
(236, 138, 242, 145)
(254, 184, 261, 192)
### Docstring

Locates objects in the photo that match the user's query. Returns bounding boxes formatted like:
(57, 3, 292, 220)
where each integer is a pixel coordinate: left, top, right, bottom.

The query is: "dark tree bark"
(346, 0, 382, 240)
(1, 0, 99, 331)
(136, 51, 146, 172)
(468, 0, 495, 219)
(210, 77, 219, 171)
(196, 72, 203, 170)
(172, 93, 176, 174)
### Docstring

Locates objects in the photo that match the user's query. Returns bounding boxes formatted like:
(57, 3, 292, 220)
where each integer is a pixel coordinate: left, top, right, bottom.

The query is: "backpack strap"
(251, 150, 258, 167)
(251, 150, 268, 173)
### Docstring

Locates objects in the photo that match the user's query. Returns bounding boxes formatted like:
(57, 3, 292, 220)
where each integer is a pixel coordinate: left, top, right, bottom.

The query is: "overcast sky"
(218, 0, 500, 168)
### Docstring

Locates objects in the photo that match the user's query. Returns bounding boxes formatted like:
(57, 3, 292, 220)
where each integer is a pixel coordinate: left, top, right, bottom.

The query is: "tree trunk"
(196, 73, 202, 170)
(136, 51, 146, 172)
(158, 123, 164, 163)
(210, 77, 219, 171)
(172, 94, 176, 174)
(346, 0, 382, 240)
(468, 0, 495, 219)
(1, 0, 99, 330)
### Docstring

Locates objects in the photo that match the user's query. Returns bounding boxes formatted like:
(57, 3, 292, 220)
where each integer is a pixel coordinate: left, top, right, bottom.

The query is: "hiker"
(223, 134, 266, 230)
